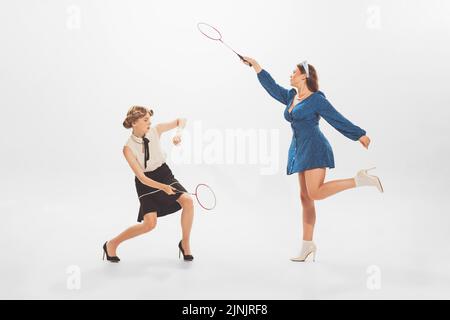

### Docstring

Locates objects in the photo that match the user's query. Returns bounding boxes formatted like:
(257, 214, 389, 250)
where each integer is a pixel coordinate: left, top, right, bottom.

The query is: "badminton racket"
(138, 182, 217, 211)
(197, 22, 252, 67)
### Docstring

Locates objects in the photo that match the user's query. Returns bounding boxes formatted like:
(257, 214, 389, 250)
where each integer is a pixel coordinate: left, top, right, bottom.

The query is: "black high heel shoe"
(178, 240, 194, 261)
(103, 241, 120, 263)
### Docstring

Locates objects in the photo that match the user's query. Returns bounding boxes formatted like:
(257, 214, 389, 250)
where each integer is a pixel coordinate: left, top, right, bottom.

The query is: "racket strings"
(195, 184, 217, 210)
(197, 22, 222, 40)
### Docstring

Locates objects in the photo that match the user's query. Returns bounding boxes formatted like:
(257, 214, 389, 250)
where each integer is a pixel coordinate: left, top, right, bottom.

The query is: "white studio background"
(1, 0, 449, 299)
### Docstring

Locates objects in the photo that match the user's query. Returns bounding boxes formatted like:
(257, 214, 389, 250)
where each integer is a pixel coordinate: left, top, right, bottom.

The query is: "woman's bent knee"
(178, 194, 194, 208)
(142, 213, 157, 232)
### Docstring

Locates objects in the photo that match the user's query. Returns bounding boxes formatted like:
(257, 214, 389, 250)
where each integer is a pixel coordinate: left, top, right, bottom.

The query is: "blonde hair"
(122, 106, 154, 129)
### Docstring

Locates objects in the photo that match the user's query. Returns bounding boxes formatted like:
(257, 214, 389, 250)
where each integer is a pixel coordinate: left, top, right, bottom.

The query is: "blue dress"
(257, 69, 366, 175)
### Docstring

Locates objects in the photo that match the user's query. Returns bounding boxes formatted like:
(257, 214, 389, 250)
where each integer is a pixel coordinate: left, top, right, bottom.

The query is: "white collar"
(131, 133, 145, 144)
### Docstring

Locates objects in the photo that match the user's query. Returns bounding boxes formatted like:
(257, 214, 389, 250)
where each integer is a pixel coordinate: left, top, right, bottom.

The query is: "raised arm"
(241, 56, 293, 105)
(317, 97, 366, 141)
(156, 118, 186, 146)
(123, 146, 175, 195)
(155, 118, 186, 136)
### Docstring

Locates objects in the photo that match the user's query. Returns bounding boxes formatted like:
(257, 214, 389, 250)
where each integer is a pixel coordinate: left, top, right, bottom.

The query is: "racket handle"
(173, 189, 196, 196)
(238, 54, 252, 67)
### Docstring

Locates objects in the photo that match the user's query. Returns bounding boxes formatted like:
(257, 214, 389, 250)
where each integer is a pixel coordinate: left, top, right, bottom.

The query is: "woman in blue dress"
(242, 57, 384, 262)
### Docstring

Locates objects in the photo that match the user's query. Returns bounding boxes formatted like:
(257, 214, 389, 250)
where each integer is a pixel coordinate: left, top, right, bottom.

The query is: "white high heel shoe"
(354, 167, 384, 193)
(290, 241, 317, 262)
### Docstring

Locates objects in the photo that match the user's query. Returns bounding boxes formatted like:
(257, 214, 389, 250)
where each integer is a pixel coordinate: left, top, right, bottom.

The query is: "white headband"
(300, 60, 310, 78)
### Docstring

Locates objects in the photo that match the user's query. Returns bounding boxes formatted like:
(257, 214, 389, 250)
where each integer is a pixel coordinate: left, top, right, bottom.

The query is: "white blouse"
(125, 126, 167, 172)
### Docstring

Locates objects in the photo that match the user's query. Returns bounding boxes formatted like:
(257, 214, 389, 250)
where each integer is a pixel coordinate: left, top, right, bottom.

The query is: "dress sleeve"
(317, 97, 366, 141)
(257, 69, 292, 105)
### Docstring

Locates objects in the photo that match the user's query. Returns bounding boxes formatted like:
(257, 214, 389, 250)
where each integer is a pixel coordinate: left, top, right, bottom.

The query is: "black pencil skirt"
(135, 163, 187, 222)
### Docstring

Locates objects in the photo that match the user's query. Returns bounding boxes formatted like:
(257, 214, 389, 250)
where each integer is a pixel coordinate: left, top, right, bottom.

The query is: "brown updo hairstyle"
(122, 106, 154, 129)
(297, 63, 319, 92)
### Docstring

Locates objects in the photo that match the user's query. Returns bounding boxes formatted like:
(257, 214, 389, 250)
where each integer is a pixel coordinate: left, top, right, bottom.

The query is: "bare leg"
(290, 172, 318, 262)
(299, 172, 316, 241)
(298, 172, 316, 241)
(107, 212, 157, 256)
(177, 194, 194, 255)
(304, 168, 356, 201)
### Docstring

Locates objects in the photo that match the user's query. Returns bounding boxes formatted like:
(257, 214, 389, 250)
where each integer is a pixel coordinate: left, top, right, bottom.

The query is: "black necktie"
(143, 137, 150, 169)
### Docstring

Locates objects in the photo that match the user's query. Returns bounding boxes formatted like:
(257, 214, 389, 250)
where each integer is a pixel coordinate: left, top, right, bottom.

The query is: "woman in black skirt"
(102, 106, 194, 262)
